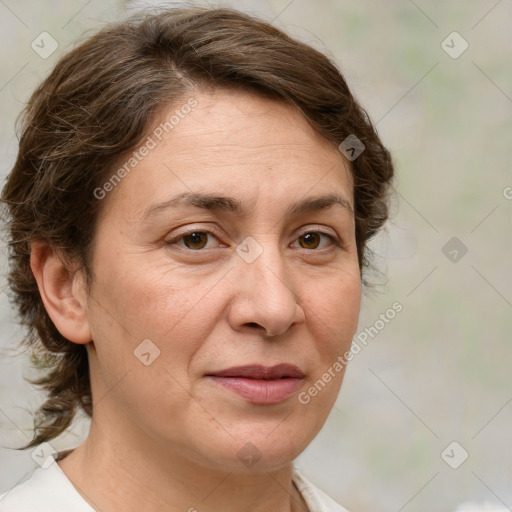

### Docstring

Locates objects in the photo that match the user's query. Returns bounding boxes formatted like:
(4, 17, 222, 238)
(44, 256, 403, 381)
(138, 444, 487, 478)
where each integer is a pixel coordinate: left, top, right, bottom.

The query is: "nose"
(227, 241, 306, 338)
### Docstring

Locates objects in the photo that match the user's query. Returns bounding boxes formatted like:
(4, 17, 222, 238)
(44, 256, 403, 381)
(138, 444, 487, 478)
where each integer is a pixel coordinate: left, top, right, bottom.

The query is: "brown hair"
(1, 6, 394, 447)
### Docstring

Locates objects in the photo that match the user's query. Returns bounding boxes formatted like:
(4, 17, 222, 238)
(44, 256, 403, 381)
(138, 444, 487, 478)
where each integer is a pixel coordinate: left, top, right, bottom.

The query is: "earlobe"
(30, 240, 92, 345)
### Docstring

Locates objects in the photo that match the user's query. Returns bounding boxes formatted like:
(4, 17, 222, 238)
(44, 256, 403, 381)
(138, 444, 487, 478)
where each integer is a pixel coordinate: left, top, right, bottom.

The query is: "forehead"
(97, 89, 353, 221)
(159, 89, 346, 167)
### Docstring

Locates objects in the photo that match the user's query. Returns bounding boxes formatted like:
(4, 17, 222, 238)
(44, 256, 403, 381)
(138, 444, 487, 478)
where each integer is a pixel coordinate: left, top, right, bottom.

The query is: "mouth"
(206, 364, 305, 404)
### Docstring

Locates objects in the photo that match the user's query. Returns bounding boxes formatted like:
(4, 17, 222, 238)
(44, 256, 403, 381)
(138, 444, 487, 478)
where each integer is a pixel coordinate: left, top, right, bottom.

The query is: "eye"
(293, 230, 342, 251)
(166, 230, 221, 251)
(166, 227, 343, 252)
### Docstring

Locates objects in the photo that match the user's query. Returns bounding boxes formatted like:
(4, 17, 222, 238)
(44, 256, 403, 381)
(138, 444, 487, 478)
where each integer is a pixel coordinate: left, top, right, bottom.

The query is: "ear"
(30, 240, 92, 345)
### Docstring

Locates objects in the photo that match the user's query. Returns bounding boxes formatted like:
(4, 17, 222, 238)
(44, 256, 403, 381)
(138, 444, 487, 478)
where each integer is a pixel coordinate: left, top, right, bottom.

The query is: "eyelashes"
(165, 228, 345, 253)
(295, 230, 344, 251)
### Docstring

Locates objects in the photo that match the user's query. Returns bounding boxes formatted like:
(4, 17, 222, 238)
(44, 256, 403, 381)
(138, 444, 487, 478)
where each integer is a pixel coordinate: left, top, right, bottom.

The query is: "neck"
(58, 417, 308, 512)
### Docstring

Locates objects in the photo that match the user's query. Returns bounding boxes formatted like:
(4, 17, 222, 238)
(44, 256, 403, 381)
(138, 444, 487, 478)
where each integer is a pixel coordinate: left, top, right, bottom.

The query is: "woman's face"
(83, 88, 361, 472)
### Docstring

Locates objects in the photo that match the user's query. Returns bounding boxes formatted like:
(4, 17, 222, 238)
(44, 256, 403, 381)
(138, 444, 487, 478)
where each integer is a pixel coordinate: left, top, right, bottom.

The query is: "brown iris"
(298, 232, 321, 249)
(183, 232, 209, 250)
(181, 231, 323, 250)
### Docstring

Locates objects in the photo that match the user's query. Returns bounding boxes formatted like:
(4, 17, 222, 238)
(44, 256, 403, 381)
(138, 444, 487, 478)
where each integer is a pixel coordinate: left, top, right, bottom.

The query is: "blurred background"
(0, 1, 511, 511)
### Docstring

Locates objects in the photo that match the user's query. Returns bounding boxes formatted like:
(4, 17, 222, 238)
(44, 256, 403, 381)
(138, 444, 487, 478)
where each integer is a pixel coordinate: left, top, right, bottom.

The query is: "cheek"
(306, 269, 361, 348)
(90, 251, 175, 335)
(85, 260, 212, 420)
(87, 252, 218, 379)
(298, 273, 360, 420)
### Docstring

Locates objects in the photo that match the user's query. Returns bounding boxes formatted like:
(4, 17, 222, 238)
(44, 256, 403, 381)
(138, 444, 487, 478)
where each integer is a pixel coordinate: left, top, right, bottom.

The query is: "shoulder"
(292, 466, 351, 512)
(0, 459, 93, 512)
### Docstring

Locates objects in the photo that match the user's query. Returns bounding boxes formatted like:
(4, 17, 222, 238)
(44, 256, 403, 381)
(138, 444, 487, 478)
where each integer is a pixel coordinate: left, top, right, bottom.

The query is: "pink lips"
(207, 364, 305, 404)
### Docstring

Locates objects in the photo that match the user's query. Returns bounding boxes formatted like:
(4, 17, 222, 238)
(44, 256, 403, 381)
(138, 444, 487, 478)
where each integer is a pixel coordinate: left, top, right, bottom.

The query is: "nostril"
(245, 322, 271, 335)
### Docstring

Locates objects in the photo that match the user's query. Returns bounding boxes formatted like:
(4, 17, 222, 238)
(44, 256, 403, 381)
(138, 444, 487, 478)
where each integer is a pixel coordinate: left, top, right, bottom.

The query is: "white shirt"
(0, 460, 349, 512)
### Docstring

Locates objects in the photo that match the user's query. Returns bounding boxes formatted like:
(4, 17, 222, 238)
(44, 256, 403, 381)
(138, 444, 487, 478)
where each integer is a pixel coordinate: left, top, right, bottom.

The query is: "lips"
(206, 364, 305, 404)
(208, 364, 305, 380)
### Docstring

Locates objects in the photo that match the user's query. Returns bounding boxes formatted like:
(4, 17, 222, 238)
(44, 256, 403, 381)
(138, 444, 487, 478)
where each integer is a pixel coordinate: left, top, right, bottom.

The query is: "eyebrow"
(141, 191, 354, 222)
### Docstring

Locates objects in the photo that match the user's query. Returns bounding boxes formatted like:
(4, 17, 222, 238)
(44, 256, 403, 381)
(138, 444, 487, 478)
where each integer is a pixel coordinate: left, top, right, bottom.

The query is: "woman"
(0, 6, 394, 511)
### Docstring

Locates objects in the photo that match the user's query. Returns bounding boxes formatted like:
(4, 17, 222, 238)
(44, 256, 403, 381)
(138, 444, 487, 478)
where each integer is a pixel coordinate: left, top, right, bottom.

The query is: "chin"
(197, 425, 315, 474)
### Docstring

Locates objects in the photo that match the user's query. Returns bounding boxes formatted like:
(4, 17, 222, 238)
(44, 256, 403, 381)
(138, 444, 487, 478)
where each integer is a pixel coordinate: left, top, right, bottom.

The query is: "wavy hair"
(0, 6, 394, 447)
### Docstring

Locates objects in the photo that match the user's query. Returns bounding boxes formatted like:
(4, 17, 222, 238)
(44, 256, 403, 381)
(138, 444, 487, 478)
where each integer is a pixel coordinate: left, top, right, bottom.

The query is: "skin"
(30, 88, 362, 512)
